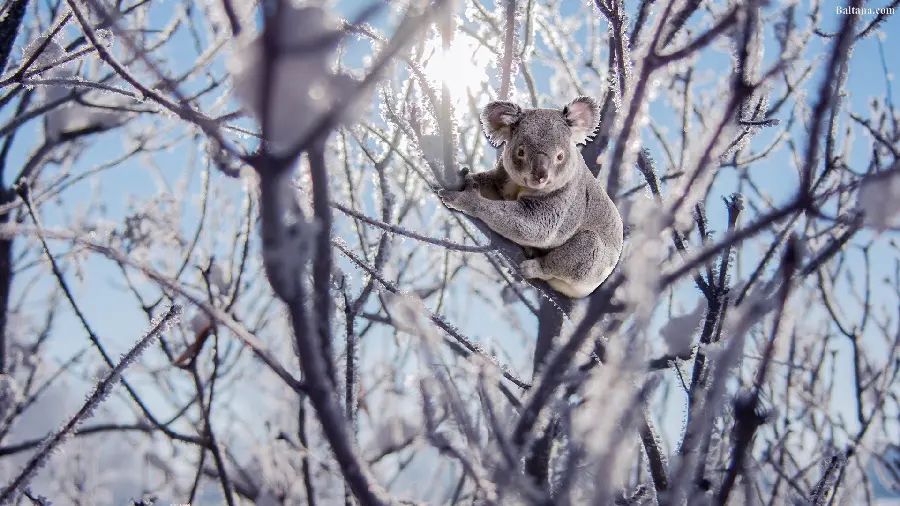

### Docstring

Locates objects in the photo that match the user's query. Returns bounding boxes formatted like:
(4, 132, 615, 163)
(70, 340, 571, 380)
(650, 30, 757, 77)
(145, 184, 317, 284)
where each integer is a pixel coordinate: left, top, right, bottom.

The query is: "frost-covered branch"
(0, 304, 182, 504)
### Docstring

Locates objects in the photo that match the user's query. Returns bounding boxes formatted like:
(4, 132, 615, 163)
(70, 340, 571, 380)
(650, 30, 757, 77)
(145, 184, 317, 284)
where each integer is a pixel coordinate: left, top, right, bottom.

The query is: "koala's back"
(579, 167, 624, 251)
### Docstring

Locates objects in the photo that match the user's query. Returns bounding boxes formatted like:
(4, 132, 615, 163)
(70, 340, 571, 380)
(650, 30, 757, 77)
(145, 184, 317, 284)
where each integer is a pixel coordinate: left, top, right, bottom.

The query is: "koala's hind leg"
(520, 230, 617, 299)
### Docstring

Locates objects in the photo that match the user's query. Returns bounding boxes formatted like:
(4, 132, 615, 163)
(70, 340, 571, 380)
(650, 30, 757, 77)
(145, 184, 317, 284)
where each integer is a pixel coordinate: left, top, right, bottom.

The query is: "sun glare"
(422, 34, 491, 111)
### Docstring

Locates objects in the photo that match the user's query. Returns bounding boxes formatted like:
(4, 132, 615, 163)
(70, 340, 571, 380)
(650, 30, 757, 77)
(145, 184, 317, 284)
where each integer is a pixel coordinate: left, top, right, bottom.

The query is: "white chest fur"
(501, 180, 537, 200)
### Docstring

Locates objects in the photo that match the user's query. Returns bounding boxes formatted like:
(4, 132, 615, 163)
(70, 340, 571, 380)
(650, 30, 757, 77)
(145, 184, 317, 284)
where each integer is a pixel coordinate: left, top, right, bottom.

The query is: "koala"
(439, 96, 623, 299)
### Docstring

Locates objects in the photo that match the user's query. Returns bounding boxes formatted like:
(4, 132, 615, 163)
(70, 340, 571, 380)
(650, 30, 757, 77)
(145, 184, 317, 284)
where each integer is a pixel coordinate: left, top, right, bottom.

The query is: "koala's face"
(481, 97, 601, 193)
(503, 110, 574, 191)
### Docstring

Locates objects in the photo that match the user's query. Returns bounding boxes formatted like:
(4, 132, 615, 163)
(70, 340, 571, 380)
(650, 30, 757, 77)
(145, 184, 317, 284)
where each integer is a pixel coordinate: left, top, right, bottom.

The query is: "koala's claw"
(519, 259, 546, 280)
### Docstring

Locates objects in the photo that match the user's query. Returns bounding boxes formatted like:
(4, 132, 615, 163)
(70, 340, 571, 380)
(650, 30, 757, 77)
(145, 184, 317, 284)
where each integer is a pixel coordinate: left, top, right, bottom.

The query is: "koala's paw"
(437, 188, 470, 212)
(519, 259, 546, 280)
(459, 168, 479, 191)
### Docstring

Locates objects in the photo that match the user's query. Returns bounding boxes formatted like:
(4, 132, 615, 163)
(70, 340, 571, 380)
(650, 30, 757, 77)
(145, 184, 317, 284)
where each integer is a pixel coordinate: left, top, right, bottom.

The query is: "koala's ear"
(480, 101, 523, 147)
(563, 96, 601, 145)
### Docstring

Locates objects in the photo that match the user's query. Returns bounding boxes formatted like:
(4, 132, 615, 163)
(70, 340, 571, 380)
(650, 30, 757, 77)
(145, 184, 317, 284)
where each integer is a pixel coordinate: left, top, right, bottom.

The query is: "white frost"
(42, 68, 123, 141)
(660, 299, 705, 356)
(95, 29, 114, 48)
(230, 4, 362, 155)
(91, 364, 110, 384)
(21, 37, 66, 74)
(857, 171, 900, 232)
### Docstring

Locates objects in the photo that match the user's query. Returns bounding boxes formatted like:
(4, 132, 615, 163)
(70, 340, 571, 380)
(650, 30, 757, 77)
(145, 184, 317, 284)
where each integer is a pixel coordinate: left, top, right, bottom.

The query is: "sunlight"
(422, 33, 492, 112)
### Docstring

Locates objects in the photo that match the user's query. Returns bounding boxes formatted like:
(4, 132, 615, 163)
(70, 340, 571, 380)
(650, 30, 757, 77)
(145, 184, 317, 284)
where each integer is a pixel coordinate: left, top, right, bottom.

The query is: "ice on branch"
(230, 4, 362, 155)
(42, 67, 124, 141)
(857, 171, 900, 232)
(23, 33, 124, 140)
(21, 37, 66, 74)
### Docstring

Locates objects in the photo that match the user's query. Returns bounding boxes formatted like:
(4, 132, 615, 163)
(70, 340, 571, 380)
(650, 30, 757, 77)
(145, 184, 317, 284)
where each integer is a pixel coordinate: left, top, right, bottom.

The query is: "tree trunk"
(0, 212, 13, 374)
(525, 296, 573, 487)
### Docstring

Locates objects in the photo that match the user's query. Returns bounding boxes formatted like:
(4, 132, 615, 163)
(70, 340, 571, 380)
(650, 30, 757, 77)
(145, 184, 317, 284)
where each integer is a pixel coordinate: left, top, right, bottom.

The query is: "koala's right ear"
(563, 96, 601, 145)
(480, 101, 522, 147)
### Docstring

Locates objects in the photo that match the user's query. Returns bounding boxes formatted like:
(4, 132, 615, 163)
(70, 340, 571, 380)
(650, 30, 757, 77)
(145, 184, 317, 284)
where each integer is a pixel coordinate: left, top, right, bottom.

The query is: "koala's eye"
(556, 151, 565, 162)
(516, 147, 526, 158)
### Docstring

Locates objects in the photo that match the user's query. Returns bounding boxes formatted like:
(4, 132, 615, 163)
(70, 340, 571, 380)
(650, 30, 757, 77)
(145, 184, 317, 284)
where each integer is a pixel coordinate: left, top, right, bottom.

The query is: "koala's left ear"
(481, 101, 523, 147)
(563, 96, 601, 145)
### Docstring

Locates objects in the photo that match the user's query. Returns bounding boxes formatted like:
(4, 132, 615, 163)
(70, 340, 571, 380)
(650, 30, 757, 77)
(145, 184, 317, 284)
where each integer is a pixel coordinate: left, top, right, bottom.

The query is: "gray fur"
(439, 96, 623, 299)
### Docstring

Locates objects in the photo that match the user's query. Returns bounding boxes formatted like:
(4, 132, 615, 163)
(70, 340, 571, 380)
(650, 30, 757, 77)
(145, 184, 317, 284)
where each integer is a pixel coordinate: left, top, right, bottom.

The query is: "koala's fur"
(439, 96, 623, 299)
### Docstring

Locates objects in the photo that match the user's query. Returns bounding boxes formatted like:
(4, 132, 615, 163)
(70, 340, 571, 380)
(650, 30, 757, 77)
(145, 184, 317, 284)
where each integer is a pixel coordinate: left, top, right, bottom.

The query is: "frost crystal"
(857, 171, 900, 232)
(91, 364, 110, 384)
(95, 29, 114, 47)
(21, 37, 66, 71)
(230, 4, 362, 155)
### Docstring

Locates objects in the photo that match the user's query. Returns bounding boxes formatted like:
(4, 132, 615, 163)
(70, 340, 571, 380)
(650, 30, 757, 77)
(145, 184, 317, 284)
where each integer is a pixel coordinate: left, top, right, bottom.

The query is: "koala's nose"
(532, 154, 551, 183)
